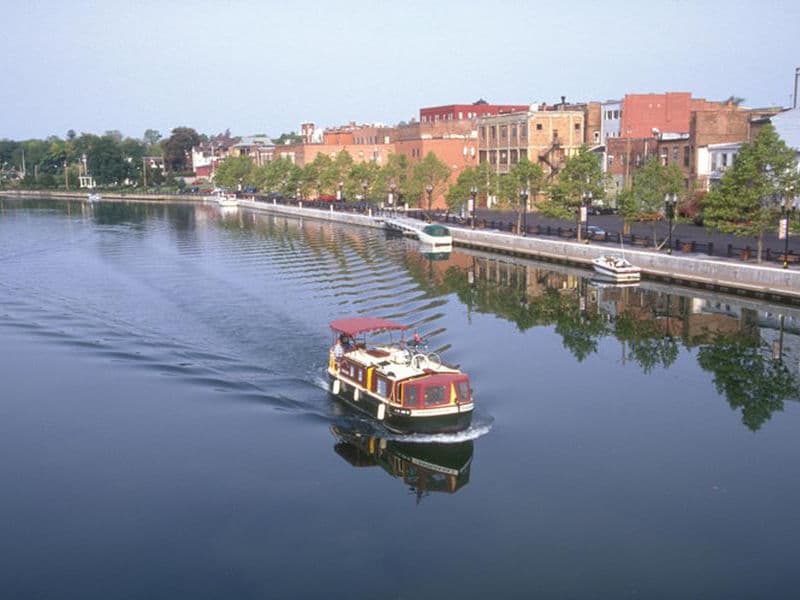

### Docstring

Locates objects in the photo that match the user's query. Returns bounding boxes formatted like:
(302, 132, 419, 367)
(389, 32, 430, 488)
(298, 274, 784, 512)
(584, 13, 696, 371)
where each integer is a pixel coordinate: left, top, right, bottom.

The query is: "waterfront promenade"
(3, 190, 798, 303)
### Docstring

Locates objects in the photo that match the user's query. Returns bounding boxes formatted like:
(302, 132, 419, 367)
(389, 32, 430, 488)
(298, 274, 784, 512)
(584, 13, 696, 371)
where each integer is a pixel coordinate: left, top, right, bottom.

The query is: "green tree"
(541, 146, 606, 239)
(620, 157, 684, 245)
(214, 155, 254, 190)
(375, 153, 413, 207)
(704, 124, 800, 262)
(500, 159, 546, 233)
(87, 135, 127, 185)
(411, 152, 451, 211)
(254, 157, 302, 196)
(347, 161, 381, 202)
(162, 127, 201, 173)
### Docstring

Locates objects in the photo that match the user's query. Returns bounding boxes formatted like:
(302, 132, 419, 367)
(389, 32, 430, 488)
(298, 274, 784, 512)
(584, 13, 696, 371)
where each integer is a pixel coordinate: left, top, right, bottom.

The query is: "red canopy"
(329, 317, 408, 336)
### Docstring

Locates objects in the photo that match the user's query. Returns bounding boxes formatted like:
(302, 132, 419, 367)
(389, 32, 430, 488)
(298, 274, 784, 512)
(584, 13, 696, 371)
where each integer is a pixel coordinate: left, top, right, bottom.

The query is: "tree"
(214, 155, 254, 190)
(704, 124, 800, 262)
(143, 129, 162, 146)
(347, 161, 380, 202)
(500, 159, 545, 233)
(541, 146, 606, 239)
(620, 157, 684, 245)
(253, 157, 301, 196)
(162, 127, 201, 173)
(87, 135, 127, 185)
(375, 153, 412, 207)
(411, 152, 451, 211)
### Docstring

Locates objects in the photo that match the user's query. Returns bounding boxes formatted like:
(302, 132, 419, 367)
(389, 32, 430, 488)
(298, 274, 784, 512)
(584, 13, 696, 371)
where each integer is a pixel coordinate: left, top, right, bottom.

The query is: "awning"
(329, 316, 408, 336)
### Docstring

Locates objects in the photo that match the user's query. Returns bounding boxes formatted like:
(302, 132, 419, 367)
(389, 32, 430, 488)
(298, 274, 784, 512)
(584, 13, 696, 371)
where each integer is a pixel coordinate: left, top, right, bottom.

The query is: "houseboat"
(327, 316, 473, 434)
(417, 223, 452, 247)
(331, 426, 473, 499)
(592, 254, 641, 283)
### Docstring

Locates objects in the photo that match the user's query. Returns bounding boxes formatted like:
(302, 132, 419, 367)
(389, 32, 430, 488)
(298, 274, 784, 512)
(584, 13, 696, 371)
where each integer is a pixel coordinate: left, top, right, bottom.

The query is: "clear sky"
(2, 0, 798, 141)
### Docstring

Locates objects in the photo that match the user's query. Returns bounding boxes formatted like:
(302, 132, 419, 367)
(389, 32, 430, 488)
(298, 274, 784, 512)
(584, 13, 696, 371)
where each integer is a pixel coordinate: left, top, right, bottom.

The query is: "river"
(1, 197, 798, 599)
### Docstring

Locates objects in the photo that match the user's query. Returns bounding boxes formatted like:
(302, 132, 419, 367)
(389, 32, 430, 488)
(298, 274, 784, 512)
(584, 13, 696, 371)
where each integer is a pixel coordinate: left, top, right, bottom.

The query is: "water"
(1, 197, 799, 599)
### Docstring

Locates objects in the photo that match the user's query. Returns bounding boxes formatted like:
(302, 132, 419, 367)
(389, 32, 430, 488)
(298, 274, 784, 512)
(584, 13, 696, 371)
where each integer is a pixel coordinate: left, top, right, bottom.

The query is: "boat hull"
(328, 375, 472, 434)
(591, 266, 641, 282)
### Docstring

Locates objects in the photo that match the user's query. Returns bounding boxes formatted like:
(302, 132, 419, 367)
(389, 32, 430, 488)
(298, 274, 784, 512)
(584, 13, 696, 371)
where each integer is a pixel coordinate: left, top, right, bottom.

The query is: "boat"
(327, 316, 473, 434)
(87, 193, 101, 203)
(417, 223, 452, 247)
(330, 426, 473, 499)
(592, 254, 641, 282)
(216, 194, 238, 208)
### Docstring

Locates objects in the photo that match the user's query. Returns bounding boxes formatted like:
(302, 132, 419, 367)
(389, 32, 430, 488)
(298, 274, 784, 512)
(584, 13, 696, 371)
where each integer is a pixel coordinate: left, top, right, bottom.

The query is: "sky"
(2, 0, 799, 141)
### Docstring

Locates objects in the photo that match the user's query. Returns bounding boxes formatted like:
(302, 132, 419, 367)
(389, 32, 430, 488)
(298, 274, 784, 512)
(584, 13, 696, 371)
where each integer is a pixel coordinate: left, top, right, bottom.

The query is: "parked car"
(587, 225, 607, 238)
(318, 194, 336, 202)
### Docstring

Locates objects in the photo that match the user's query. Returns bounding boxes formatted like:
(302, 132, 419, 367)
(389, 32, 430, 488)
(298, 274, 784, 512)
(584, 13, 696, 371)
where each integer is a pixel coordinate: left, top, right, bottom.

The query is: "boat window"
(376, 377, 388, 397)
(457, 381, 470, 401)
(404, 385, 418, 408)
(424, 385, 447, 406)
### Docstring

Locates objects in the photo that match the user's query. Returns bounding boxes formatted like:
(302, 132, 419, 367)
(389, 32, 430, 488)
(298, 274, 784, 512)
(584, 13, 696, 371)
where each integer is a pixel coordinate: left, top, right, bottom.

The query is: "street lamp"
(425, 184, 433, 213)
(581, 190, 592, 242)
(389, 182, 396, 212)
(337, 181, 343, 201)
(296, 186, 301, 202)
(361, 180, 368, 202)
(664, 192, 678, 254)
(519, 188, 529, 236)
(470, 186, 478, 229)
(779, 193, 796, 269)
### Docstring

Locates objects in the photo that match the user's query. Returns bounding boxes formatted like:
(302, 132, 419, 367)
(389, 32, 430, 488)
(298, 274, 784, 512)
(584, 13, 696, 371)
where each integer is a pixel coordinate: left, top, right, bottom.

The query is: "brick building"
(420, 100, 529, 123)
(477, 104, 586, 178)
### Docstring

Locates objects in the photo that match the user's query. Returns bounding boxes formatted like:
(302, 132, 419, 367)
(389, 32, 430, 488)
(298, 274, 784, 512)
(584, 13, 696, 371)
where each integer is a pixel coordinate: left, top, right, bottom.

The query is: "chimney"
(561, 95, 566, 110)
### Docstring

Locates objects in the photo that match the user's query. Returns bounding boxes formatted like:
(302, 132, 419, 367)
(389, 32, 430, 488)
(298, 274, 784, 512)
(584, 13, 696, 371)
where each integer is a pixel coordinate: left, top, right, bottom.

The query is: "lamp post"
(581, 190, 592, 242)
(337, 181, 343, 201)
(425, 183, 433, 214)
(664, 192, 678, 254)
(389, 183, 396, 213)
(296, 186, 301, 203)
(470, 186, 478, 229)
(361, 180, 368, 202)
(519, 188, 529, 236)
(779, 193, 796, 269)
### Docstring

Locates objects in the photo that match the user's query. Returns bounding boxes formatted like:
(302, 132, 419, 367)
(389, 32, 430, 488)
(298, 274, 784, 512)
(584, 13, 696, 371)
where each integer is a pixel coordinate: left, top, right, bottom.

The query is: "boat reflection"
(331, 426, 473, 502)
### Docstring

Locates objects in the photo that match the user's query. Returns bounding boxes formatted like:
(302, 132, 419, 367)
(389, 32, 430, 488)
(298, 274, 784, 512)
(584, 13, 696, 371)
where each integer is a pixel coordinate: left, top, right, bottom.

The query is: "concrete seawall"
(239, 200, 800, 304)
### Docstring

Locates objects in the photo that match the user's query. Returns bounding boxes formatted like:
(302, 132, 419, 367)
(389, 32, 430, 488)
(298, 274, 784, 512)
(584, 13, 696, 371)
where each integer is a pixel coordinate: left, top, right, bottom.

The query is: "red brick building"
(619, 92, 722, 138)
(420, 100, 529, 123)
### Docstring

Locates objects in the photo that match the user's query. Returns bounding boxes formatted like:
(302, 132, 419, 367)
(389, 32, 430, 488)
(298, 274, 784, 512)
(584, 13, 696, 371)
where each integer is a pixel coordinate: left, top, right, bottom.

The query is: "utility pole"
(142, 157, 147, 188)
(64, 162, 69, 190)
(794, 66, 799, 109)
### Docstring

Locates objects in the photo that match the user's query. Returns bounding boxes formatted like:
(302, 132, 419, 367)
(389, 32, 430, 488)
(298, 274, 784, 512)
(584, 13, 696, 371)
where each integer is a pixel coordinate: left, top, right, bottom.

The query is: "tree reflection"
(615, 312, 679, 373)
(697, 336, 800, 431)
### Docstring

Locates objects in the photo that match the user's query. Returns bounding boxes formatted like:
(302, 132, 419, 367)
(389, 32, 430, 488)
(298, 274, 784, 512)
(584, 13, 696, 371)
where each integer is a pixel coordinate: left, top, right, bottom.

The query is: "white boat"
(592, 255, 641, 282)
(216, 194, 238, 208)
(87, 193, 101, 203)
(417, 223, 452, 247)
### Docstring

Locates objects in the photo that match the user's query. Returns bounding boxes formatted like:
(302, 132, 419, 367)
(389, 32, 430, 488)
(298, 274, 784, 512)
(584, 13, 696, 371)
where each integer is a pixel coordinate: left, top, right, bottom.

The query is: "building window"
(574, 123, 581, 130)
(490, 126, 496, 141)
(510, 149, 518, 164)
(613, 110, 620, 119)
(683, 146, 690, 167)
(489, 151, 497, 164)
(721, 153, 727, 167)
(552, 129, 558, 140)
(500, 125, 507, 140)
(521, 124, 528, 138)
(479, 150, 487, 164)
(672, 146, 679, 162)
(480, 126, 486, 141)
(511, 124, 517, 141)
(499, 151, 507, 165)
(608, 155, 614, 167)
(536, 123, 543, 131)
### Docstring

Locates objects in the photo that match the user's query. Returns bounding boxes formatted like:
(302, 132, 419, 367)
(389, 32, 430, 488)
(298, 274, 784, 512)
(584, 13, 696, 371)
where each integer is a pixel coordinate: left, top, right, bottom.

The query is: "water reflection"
(422, 253, 800, 431)
(331, 426, 473, 502)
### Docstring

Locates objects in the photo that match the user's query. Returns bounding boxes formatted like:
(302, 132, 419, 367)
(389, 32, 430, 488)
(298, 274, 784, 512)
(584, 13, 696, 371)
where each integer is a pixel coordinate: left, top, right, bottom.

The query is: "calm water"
(1, 197, 799, 599)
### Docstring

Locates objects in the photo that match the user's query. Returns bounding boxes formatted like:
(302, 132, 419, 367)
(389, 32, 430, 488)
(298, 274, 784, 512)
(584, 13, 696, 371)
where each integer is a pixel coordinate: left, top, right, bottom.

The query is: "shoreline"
(3, 190, 798, 305)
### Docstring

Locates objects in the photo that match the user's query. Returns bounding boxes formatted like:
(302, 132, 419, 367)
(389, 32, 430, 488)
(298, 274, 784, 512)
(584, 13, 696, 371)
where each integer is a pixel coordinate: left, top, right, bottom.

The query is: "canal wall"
(0, 190, 204, 203)
(239, 200, 800, 304)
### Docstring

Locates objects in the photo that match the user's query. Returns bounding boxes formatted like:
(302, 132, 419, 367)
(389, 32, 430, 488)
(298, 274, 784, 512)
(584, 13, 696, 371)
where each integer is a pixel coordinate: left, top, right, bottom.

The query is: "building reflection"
(330, 426, 472, 502)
